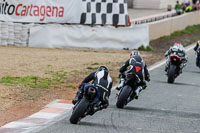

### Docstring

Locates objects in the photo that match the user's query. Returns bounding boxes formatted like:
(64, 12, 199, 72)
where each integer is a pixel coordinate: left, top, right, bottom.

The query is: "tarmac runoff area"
(0, 44, 196, 133)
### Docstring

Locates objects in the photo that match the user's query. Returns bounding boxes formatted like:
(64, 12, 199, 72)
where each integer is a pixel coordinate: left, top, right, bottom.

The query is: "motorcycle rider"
(165, 43, 188, 73)
(72, 66, 112, 111)
(194, 40, 200, 66)
(116, 51, 150, 99)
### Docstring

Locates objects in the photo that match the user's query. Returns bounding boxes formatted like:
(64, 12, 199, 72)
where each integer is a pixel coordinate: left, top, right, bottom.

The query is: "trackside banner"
(0, 0, 80, 23)
(0, 0, 128, 25)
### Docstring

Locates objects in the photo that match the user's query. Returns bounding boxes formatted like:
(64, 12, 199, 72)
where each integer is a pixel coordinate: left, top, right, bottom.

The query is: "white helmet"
(130, 51, 140, 58)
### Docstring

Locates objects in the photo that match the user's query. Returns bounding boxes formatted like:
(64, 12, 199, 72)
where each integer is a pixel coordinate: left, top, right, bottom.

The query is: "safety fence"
(131, 10, 177, 25)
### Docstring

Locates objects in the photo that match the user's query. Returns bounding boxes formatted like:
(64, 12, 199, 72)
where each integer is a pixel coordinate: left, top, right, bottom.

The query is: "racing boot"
(116, 78, 125, 90)
(142, 81, 147, 90)
(179, 63, 184, 74)
(135, 86, 143, 99)
(165, 59, 170, 74)
(72, 91, 83, 105)
(165, 65, 168, 73)
(90, 102, 108, 116)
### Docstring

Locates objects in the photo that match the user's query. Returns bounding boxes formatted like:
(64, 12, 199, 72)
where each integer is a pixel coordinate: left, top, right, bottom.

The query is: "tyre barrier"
(0, 21, 32, 46)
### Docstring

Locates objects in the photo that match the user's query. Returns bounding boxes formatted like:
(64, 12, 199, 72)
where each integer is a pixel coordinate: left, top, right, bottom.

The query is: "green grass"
(105, 61, 111, 65)
(86, 67, 98, 71)
(45, 70, 67, 79)
(91, 62, 100, 65)
(138, 45, 153, 51)
(138, 45, 145, 51)
(146, 45, 153, 51)
(197, 35, 200, 38)
(164, 25, 200, 38)
(66, 84, 77, 89)
(0, 70, 68, 88)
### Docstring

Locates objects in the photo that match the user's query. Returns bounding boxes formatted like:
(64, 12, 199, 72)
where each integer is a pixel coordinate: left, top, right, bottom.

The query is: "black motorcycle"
(195, 47, 200, 68)
(70, 84, 101, 124)
(167, 51, 185, 83)
(116, 65, 143, 108)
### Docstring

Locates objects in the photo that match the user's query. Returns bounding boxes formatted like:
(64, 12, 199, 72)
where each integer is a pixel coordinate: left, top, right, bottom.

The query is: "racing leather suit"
(117, 55, 150, 97)
(72, 70, 113, 109)
(165, 45, 188, 72)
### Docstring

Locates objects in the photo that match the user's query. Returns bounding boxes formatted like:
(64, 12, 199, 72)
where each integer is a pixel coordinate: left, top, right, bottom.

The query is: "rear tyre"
(116, 85, 132, 108)
(168, 64, 176, 83)
(70, 98, 89, 124)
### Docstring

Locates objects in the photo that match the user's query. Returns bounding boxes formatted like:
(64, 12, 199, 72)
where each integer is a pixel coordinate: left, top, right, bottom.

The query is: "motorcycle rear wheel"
(116, 85, 132, 108)
(70, 98, 89, 124)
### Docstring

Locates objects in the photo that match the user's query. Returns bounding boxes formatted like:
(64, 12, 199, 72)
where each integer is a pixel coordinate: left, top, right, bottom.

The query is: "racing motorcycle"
(195, 47, 200, 68)
(116, 65, 144, 108)
(70, 84, 102, 124)
(167, 50, 185, 83)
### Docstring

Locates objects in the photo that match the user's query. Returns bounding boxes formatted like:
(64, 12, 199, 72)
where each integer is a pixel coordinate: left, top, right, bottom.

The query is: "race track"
(35, 49, 200, 133)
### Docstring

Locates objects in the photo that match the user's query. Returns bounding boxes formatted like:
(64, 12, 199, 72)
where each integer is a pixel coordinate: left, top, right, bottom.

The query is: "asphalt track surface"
(35, 49, 200, 133)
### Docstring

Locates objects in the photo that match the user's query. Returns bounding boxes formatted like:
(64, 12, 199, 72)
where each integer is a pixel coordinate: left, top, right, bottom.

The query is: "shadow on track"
(79, 121, 112, 128)
(152, 80, 200, 88)
(184, 70, 200, 74)
(121, 106, 200, 119)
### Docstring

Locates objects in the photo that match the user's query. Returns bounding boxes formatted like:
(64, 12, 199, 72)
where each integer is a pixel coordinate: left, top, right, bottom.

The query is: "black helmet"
(98, 66, 109, 72)
(130, 51, 140, 58)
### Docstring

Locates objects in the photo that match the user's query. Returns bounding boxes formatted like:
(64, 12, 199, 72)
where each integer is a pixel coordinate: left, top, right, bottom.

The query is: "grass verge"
(0, 70, 68, 88)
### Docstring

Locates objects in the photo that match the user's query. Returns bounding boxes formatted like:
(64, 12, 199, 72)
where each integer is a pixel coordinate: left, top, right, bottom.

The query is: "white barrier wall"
(0, 21, 149, 49)
(149, 11, 200, 40)
(29, 24, 149, 49)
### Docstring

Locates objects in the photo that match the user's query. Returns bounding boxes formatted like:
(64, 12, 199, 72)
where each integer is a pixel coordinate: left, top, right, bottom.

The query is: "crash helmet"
(173, 43, 184, 50)
(174, 42, 182, 46)
(97, 66, 109, 72)
(130, 51, 140, 58)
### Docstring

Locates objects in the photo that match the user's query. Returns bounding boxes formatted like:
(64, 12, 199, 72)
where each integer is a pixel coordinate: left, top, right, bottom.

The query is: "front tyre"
(116, 85, 132, 108)
(70, 98, 89, 124)
(197, 56, 200, 67)
(168, 64, 176, 83)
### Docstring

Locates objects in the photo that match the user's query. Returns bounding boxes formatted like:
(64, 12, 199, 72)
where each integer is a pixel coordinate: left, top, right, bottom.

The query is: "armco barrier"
(148, 11, 200, 40)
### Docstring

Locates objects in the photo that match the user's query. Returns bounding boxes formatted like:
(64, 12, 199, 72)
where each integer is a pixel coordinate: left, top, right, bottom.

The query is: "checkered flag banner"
(80, 0, 129, 25)
(0, 0, 128, 25)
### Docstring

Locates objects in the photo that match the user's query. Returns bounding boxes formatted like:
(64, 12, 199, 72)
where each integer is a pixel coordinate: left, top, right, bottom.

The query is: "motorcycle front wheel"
(197, 56, 200, 67)
(168, 64, 176, 83)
